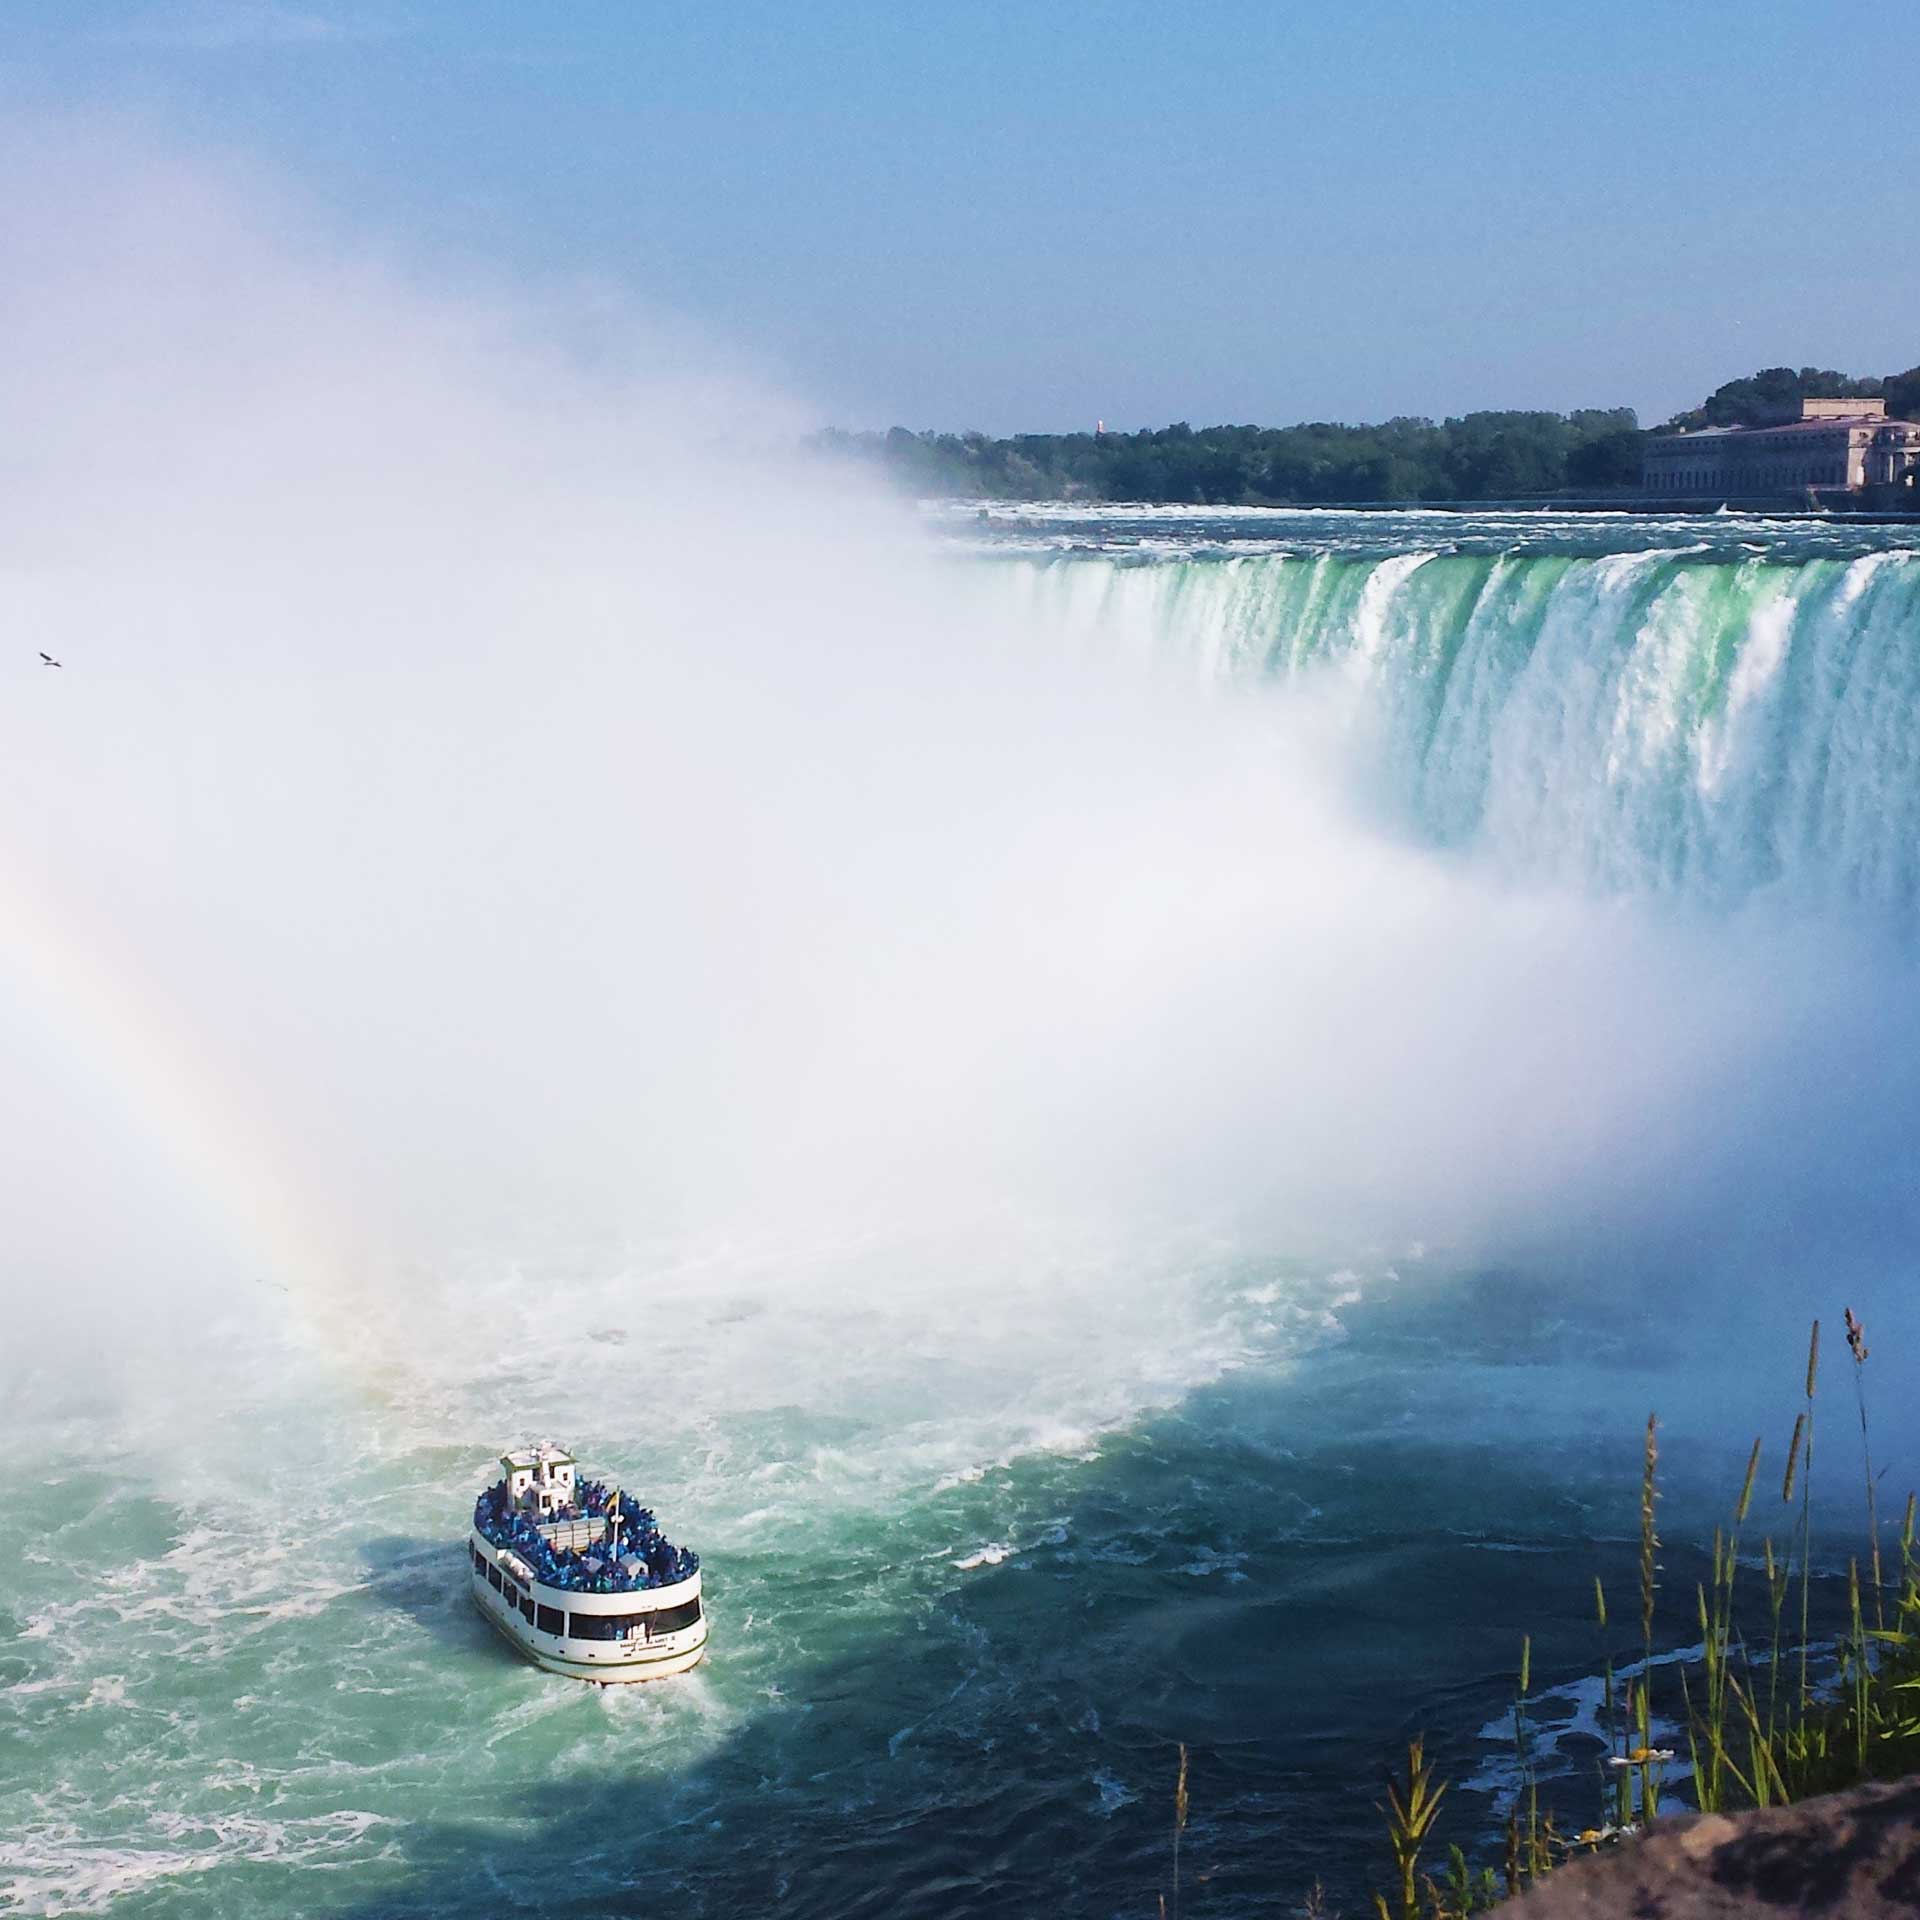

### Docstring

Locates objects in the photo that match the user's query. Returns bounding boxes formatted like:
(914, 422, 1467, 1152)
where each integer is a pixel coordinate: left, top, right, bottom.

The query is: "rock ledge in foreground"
(1506, 1776, 1920, 1917)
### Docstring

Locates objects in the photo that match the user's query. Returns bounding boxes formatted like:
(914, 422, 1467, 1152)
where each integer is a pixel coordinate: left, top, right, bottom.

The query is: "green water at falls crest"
(994, 546, 1920, 908)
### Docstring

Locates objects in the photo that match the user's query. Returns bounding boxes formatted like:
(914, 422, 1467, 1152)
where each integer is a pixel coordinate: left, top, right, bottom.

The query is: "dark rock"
(1506, 1777, 1920, 1916)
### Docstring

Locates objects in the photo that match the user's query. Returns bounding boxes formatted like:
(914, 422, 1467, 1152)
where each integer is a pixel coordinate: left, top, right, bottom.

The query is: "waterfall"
(990, 547, 1920, 911)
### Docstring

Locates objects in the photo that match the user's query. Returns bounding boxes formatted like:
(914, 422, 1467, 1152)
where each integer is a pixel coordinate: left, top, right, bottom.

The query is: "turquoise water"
(5, 508, 1919, 1917)
(1, 1254, 1747, 1918)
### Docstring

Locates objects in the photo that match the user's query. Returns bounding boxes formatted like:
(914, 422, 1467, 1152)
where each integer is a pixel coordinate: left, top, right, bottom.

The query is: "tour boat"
(469, 1442, 708, 1682)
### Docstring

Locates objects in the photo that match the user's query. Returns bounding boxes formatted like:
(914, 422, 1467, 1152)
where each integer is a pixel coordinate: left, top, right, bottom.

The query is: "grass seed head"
(1639, 1415, 1661, 1649)
(1845, 1306, 1869, 1365)
(1737, 1438, 1761, 1525)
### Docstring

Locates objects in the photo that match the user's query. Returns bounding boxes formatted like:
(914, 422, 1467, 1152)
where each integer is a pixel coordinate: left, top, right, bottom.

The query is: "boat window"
(650, 1597, 703, 1635)
(520, 1595, 536, 1624)
(472, 1545, 486, 1576)
(567, 1611, 663, 1641)
(536, 1605, 564, 1635)
(487, 1562, 503, 1590)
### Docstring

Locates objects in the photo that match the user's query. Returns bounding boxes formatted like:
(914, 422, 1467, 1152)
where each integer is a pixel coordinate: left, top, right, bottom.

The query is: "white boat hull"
(469, 1529, 708, 1683)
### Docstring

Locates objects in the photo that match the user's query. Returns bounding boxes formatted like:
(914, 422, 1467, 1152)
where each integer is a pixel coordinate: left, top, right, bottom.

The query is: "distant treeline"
(1671, 363, 1920, 431)
(813, 363, 1920, 504)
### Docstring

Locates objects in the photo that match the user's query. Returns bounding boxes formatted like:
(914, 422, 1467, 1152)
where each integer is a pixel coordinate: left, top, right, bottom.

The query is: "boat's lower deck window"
(567, 1612, 647, 1641)
(487, 1563, 503, 1591)
(471, 1545, 486, 1576)
(536, 1605, 564, 1635)
(519, 1594, 535, 1624)
(566, 1598, 703, 1641)
(649, 1597, 703, 1635)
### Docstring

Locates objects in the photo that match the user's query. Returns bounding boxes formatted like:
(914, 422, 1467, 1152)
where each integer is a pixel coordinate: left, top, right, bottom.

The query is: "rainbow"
(0, 843, 406, 1400)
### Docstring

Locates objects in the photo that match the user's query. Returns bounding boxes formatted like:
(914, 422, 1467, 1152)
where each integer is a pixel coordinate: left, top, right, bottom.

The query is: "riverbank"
(1504, 1778, 1920, 1918)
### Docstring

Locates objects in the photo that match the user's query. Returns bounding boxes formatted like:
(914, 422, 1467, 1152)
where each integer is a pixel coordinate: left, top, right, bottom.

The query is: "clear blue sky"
(7, 0, 1917, 432)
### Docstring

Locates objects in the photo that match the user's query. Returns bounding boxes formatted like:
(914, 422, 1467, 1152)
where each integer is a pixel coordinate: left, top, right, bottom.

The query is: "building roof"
(1648, 414, 1886, 445)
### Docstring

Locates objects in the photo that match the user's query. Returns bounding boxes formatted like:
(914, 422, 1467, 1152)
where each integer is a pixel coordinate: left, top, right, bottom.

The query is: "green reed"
(1800, 1323, 1820, 1715)
(1593, 1576, 1632, 1832)
(1374, 1736, 1447, 1920)
(1171, 1743, 1188, 1920)
(1356, 1307, 1920, 1920)
(1846, 1308, 1882, 1632)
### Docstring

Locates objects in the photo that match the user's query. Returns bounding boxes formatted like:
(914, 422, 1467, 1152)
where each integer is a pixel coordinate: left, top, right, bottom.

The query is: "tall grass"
(1847, 1308, 1883, 1633)
(1374, 1736, 1447, 1920)
(1796, 1320, 1819, 1722)
(1172, 1743, 1189, 1920)
(1353, 1308, 1919, 1920)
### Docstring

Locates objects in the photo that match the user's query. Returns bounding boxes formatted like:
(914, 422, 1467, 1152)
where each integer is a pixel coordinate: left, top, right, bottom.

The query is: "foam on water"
(0, 1216, 1366, 1917)
(952, 1544, 1013, 1571)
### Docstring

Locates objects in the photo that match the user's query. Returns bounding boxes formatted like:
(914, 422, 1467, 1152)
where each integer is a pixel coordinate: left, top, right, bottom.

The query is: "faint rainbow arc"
(0, 846, 402, 1400)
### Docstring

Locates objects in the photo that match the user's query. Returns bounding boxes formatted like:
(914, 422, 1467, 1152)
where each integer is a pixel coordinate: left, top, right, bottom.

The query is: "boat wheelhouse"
(469, 1442, 707, 1682)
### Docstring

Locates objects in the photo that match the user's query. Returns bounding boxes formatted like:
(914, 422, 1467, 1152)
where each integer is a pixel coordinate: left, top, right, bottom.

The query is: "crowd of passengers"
(473, 1477, 699, 1593)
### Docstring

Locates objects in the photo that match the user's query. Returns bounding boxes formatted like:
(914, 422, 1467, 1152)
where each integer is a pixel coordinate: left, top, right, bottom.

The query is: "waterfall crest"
(996, 547, 1920, 910)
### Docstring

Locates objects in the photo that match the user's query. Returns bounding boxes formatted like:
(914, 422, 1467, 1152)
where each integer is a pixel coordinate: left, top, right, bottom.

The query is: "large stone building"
(1641, 396, 1920, 504)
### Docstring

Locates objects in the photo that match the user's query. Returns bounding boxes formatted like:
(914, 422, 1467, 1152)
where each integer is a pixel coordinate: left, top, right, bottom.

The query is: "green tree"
(1883, 365, 1920, 421)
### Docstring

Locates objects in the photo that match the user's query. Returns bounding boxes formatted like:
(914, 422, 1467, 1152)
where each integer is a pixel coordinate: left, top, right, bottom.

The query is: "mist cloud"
(2, 128, 1915, 1441)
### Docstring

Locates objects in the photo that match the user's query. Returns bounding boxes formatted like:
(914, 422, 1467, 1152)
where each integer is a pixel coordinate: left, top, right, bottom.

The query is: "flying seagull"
(39, 652, 61, 668)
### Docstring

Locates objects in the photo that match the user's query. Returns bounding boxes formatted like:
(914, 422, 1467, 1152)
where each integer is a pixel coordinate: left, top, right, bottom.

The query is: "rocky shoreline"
(1504, 1777, 1920, 1917)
